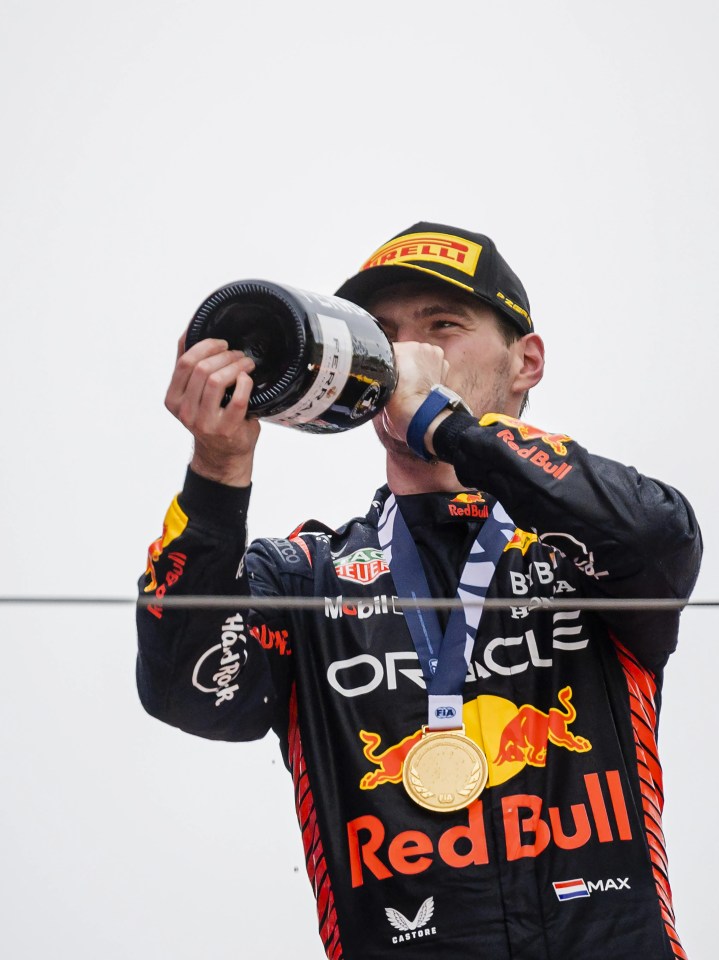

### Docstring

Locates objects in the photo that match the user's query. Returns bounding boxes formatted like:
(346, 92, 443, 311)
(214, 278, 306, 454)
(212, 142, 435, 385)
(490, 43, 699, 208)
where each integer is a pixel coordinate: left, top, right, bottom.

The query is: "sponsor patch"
(496, 290, 531, 323)
(447, 492, 489, 519)
(144, 495, 189, 596)
(250, 623, 292, 656)
(145, 551, 186, 620)
(362, 231, 482, 277)
(385, 896, 437, 946)
(553, 878, 590, 901)
(324, 595, 403, 619)
(334, 548, 390, 585)
(479, 414, 572, 457)
(192, 613, 248, 706)
(553, 877, 631, 900)
(347, 769, 633, 888)
(504, 529, 539, 555)
(358, 686, 591, 792)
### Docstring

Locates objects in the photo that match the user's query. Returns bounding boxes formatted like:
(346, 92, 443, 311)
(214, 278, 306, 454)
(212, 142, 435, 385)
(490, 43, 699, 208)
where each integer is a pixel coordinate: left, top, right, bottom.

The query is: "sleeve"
(136, 468, 295, 744)
(433, 411, 703, 671)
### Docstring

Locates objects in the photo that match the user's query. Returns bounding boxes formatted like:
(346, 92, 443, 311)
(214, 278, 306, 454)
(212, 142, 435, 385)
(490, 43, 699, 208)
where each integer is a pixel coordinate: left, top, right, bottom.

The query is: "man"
(137, 222, 701, 960)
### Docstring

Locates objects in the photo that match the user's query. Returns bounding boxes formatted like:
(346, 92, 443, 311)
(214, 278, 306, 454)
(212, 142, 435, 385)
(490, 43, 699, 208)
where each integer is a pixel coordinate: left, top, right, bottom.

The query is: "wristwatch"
(406, 384, 474, 462)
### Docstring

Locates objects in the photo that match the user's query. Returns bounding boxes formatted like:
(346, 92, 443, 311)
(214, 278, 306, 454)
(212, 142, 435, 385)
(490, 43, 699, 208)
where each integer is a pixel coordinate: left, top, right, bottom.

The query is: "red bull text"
(347, 769, 632, 887)
(447, 492, 489, 519)
(479, 413, 573, 480)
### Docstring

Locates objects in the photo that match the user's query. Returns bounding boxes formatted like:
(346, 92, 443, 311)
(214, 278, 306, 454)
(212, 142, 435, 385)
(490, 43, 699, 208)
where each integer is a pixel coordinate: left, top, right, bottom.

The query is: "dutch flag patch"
(553, 878, 590, 901)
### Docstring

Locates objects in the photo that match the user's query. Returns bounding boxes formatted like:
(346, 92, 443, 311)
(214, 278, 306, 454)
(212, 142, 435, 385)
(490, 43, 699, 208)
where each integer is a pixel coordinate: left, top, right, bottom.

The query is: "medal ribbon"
(378, 494, 515, 729)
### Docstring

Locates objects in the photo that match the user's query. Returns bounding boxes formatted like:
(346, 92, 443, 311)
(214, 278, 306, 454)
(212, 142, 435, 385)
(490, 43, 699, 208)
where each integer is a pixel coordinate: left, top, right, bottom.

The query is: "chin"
(371, 416, 388, 446)
(373, 419, 409, 458)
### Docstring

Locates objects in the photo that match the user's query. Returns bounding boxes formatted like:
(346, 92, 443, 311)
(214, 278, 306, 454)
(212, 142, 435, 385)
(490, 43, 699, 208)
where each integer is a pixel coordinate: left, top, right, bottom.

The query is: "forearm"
(136, 470, 289, 741)
(432, 411, 702, 601)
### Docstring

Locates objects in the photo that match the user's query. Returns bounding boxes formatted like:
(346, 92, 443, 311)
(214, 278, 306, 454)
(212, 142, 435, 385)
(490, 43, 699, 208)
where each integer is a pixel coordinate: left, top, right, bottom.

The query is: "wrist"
(182, 466, 252, 529)
(424, 409, 454, 456)
(431, 410, 477, 463)
(406, 385, 473, 461)
(191, 447, 254, 487)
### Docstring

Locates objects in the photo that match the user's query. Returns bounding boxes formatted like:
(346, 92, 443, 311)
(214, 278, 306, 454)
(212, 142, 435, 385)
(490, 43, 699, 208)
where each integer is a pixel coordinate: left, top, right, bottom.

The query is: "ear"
(512, 333, 545, 395)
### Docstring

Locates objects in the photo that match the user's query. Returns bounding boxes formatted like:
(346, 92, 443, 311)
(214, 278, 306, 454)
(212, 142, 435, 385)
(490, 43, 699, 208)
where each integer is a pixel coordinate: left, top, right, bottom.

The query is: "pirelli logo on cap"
(496, 290, 531, 324)
(362, 232, 482, 277)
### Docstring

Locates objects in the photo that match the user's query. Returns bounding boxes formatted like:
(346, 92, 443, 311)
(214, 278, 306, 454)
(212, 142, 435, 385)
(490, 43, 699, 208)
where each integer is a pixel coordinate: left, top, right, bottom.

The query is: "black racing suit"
(136, 412, 701, 960)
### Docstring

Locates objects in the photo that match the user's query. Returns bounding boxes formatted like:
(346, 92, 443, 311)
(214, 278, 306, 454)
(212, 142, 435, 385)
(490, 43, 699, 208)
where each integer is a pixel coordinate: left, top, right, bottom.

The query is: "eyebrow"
(415, 303, 474, 320)
(374, 302, 475, 326)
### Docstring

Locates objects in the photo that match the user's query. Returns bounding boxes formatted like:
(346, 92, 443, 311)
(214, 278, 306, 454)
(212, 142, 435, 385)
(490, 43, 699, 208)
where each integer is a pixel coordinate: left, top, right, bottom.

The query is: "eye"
(377, 322, 396, 342)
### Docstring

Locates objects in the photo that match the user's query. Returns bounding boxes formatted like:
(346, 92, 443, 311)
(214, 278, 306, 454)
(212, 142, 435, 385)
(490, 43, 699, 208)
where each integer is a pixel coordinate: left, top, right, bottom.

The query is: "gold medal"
(402, 726, 488, 813)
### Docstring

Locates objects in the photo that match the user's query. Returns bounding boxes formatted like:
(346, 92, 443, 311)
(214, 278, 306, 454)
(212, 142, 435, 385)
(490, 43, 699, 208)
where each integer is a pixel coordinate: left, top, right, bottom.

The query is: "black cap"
(335, 221, 532, 335)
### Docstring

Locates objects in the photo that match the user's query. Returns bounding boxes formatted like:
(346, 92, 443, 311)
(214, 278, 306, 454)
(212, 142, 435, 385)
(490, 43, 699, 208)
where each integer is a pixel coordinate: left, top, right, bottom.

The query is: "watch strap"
(406, 389, 454, 461)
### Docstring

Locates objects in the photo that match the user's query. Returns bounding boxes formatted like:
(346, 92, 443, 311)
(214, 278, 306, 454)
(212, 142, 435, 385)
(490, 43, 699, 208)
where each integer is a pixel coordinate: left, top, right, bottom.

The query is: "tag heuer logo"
(334, 548, 390, 585)
(385, 896, 437, 945)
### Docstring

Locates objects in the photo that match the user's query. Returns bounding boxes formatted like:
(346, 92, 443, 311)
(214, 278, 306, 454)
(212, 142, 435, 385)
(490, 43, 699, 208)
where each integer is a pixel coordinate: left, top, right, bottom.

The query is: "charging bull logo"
(451, 492, 485, 504)
(359, 730, 424, 790)
(359, 687, 591, 792)
(504, 529, 539, 555)
(144, 496, 189, 594)
(494, 687, 591, 766)
(479, 413, 572, 457)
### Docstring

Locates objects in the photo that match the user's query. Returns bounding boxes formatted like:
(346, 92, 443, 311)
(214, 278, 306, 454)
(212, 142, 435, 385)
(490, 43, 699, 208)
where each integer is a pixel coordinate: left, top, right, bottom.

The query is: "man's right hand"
(165, 334, 260, 487)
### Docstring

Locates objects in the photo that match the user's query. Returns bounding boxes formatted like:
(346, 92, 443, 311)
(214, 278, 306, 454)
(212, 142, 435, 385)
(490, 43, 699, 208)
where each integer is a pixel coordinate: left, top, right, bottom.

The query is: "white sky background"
(1, 1, 716, 957)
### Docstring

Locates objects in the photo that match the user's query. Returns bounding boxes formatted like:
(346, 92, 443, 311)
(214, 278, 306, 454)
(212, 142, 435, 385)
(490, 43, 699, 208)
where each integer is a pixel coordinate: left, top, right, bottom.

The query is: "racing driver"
(137, 221, 702, 960)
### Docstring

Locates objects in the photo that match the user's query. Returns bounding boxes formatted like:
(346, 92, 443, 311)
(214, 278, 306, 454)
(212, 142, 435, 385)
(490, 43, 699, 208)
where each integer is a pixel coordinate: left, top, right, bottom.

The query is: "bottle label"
(265, 314, 353, 427)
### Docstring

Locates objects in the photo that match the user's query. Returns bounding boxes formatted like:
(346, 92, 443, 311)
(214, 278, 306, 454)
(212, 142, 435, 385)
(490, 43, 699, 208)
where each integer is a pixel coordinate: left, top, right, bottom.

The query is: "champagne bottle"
(185, 280, 397, 433)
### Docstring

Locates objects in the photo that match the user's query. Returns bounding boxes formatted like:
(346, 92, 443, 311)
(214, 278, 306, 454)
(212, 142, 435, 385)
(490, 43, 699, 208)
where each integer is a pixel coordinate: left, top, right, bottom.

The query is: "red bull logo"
(494, 687, 591, 766)
(447, 492, 489, 519)
(347, 769, 632, 887)
(347, 691, 636, 887)
(348, 691, 634, 888)
(479, 414, 572, 457)
(359, 687, 591, 793)
(145, 551, 186, 620)
(144, 496, 189, 593)
(359, 729, 423, 789)
(144, 497, 189, 619)
(479, 413, 573, 480)
(451, 492, 485, 504)
(504, 529, 539, 555)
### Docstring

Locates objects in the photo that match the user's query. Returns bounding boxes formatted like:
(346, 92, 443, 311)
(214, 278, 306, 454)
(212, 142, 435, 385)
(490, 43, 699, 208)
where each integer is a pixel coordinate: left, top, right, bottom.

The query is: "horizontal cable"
(0, 595, 715, 611)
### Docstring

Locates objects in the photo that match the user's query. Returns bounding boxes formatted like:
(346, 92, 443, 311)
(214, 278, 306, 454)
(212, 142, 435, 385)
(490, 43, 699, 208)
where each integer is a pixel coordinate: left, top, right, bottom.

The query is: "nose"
(392, 325, 420, 344)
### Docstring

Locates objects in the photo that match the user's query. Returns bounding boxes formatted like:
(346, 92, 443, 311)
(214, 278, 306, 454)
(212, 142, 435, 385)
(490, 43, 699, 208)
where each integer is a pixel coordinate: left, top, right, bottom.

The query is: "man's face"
(366, 283, 528, 455)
